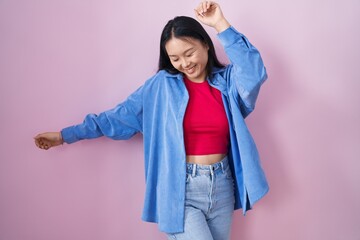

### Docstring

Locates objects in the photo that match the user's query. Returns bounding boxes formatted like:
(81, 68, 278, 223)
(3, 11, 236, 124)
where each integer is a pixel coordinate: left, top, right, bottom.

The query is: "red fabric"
(183, 77, 230, 155)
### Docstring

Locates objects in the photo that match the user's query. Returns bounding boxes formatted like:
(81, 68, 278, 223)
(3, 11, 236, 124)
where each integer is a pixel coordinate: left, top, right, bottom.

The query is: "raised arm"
(195, 1, 268, 117)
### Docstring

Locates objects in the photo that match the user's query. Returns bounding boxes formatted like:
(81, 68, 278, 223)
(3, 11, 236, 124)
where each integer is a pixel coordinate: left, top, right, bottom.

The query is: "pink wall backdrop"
(1, 0, 359, 239)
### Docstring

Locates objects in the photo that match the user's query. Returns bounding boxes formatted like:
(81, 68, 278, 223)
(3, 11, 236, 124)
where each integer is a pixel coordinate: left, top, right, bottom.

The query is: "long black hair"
(158, 16, 225, 79)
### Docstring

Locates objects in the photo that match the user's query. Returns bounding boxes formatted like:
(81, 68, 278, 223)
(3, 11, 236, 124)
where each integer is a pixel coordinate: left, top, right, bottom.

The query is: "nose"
(181, 59, 190, 68)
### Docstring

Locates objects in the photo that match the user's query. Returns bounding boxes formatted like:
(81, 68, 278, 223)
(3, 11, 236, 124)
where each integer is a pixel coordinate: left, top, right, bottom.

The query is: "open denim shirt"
(61, 26, 269, 234)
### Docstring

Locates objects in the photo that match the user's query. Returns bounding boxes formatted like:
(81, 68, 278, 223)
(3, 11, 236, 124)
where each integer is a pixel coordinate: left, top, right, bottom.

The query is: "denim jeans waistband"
(186, 156, 229, 176)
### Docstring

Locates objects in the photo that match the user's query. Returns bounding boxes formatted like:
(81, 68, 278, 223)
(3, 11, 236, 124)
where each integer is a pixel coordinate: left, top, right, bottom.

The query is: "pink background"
(1, 0, 359, 239)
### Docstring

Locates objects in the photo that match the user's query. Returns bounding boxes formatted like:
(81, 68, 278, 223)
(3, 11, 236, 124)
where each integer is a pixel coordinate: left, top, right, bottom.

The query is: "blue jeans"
(167, 156, 235, 240)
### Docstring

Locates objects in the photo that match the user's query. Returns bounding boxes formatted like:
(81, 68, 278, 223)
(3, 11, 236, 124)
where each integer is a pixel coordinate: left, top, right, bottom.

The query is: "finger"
(38, 141, 44, 149)
(34, 134, 42, 140)
(36, 138, 48, 150)
(206, 1, 211, 11)
(195, 2, 204, 15)
(34, 139, 40, 148)
(195, 2, 204, 16)
(202, 1, 207, 13)
(194, 8, 204, 17)
(36, 138, 44, 148)
(209, 2, 217, 11)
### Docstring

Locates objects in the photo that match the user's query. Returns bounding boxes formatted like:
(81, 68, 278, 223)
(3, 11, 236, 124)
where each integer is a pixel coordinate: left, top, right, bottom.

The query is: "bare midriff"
(186, 153, 227, 165)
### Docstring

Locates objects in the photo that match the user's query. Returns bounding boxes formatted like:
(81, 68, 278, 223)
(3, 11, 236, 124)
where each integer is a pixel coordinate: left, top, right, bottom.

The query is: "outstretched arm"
(34, 85, 144, 150)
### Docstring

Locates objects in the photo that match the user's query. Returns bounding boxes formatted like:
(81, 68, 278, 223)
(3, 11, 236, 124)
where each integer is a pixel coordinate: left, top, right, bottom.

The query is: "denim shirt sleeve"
(61, 86, 144, 144)
(217, 26, 268, 117)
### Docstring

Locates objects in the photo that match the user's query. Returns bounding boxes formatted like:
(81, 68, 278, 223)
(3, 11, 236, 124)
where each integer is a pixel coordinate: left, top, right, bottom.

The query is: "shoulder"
(212, 65, 234, 81)
(143, 70, 182, 88)
(145, 70, 179, 83)
(139, 70, 184, 97)
(210, 65, 239, 92)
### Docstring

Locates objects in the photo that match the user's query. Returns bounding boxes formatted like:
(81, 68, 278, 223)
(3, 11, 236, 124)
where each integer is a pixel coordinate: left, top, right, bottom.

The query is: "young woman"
(34, 1, 269, 239)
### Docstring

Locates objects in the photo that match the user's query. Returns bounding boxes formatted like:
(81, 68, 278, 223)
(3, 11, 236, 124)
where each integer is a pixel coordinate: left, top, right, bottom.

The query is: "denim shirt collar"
(163, 67, 228, 96)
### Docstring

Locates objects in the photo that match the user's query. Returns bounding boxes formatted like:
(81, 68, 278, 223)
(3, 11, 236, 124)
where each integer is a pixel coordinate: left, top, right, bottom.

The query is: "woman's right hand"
(34, 132, 64, 150)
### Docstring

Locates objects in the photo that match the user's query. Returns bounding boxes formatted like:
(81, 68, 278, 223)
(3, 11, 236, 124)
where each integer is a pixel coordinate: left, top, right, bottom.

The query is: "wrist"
(59, 131, 64, 145)
(214, 18, 231, 33)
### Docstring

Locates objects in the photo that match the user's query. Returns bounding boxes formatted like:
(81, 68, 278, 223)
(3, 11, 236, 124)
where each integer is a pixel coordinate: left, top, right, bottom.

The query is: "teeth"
(186, 66, 195, 74)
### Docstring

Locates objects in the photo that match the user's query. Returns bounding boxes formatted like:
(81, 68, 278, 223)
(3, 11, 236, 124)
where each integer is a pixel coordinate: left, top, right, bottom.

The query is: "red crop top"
(183, 77, 230, 155)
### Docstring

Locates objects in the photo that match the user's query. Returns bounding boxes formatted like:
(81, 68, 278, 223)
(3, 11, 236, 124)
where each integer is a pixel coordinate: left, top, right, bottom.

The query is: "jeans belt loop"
(192, 164, 197, 177)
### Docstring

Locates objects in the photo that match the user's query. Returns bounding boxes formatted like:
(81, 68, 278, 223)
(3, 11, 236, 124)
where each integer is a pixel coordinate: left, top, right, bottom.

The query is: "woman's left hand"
(194, 1, 230, 33)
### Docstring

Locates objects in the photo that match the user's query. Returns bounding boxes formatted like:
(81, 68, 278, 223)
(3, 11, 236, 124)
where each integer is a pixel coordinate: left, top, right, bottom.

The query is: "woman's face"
(165, 37, 209, 83)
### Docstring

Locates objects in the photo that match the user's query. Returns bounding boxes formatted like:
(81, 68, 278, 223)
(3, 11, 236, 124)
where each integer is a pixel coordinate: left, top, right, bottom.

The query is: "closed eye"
(186, 50, 196, 57)
(168, 48, 196, 61)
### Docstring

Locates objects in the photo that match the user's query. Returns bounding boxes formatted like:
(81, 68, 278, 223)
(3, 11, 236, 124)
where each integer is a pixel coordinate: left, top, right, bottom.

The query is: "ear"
(203, 42, 210, 51)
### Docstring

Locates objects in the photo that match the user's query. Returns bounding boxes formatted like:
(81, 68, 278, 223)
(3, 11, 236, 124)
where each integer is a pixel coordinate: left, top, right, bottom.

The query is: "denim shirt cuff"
(217, 26, 244, 48)
(61, 126, 79, 144)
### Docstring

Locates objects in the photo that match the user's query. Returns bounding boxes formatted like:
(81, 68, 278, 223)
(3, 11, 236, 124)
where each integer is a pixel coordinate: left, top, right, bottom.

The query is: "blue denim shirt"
(61, 26, 269, 234)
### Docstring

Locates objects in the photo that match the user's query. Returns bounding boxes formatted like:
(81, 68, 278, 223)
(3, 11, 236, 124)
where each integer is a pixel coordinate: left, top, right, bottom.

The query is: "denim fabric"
(61, 26, 269, 233)
(167, 157, 235, 240)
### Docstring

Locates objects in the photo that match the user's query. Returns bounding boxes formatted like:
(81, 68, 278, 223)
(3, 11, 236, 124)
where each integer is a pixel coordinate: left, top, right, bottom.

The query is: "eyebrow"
(168, 47, 195, 57)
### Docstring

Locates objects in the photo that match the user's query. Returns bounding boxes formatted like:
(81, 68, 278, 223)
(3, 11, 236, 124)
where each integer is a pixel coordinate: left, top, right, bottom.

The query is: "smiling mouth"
(184, 65, 196, 74)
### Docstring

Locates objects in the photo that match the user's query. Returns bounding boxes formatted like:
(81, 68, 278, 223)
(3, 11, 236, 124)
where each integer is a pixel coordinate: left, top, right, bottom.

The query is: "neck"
(185, 76, 206, 83)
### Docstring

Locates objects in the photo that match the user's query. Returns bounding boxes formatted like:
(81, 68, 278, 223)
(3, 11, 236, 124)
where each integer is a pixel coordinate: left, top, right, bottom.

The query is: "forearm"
(214, 18, 230, 33)
(218, 26, 267, 116)
(61, 114, 105, 144)
(218, 26, 267, 80)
